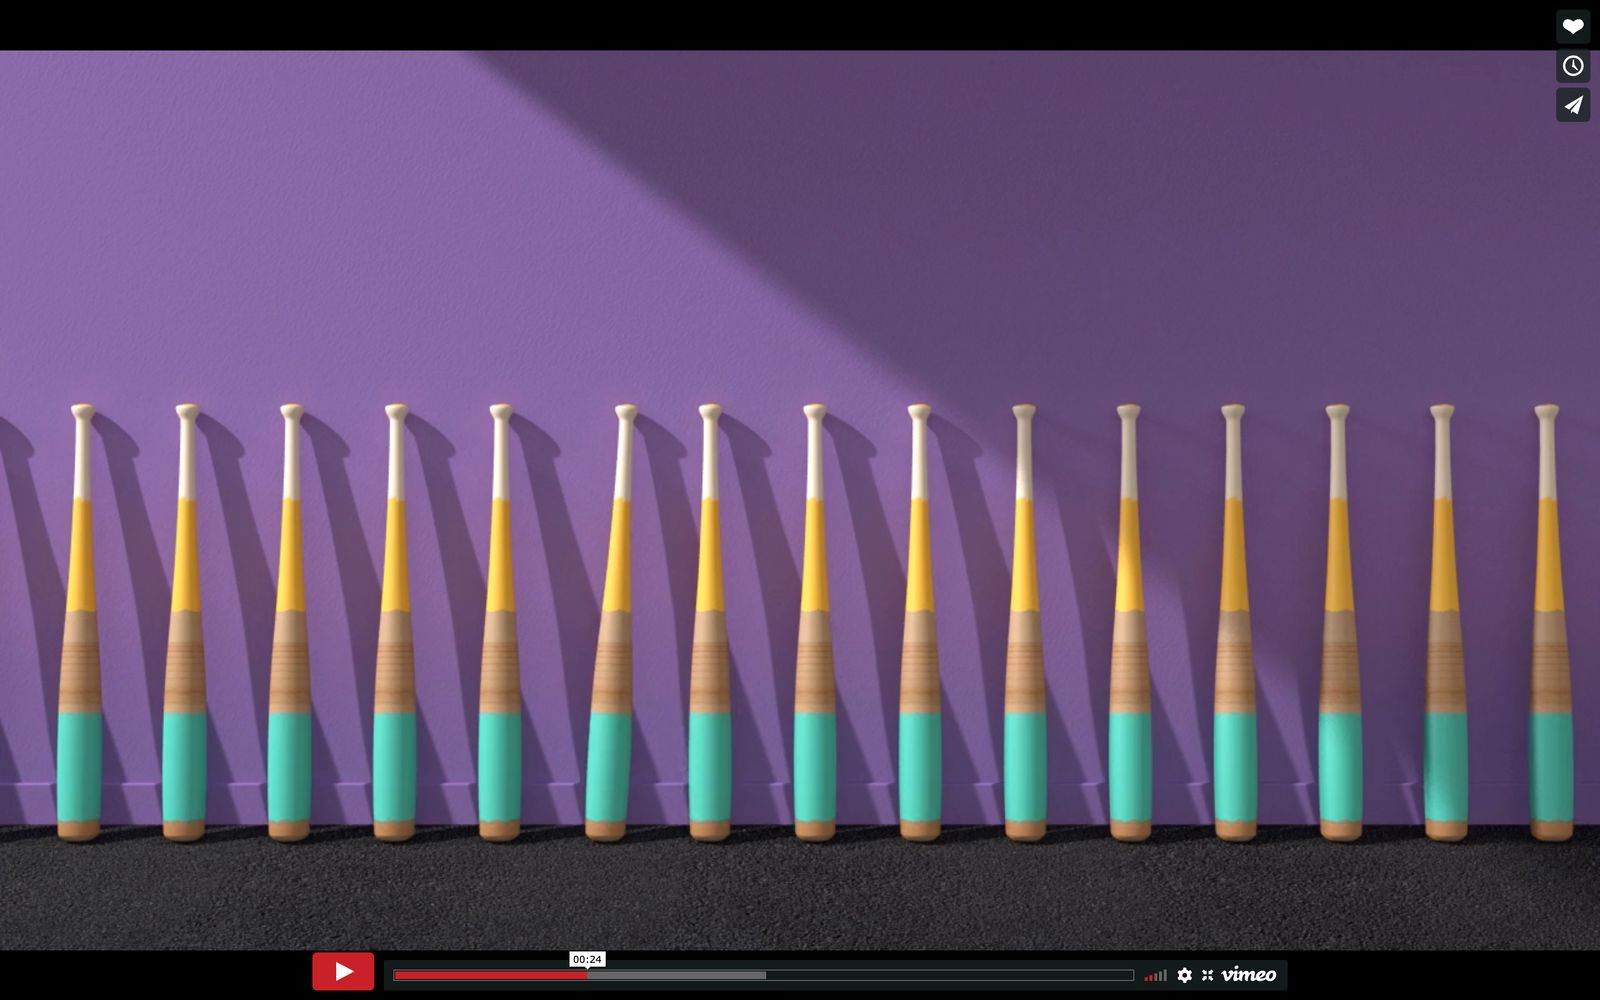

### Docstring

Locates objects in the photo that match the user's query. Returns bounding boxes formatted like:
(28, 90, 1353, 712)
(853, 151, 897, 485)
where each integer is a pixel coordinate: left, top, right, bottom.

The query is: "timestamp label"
(569, 951, 607, 968)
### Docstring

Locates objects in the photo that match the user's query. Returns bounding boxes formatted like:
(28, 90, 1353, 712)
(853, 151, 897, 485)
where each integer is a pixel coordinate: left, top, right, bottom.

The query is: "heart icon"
(1564, 17, 1585, 34)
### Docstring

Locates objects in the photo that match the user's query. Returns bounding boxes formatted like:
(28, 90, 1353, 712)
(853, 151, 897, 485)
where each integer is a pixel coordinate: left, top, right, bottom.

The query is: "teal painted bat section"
(477, 711, 522, 824)
(1108, 710, 1152, 822)
(793, 711, 837, 822)
(161, 711, 207, 822)
(372, 711, 417, 822)
(1529, 711, 1573, 822)
(1003, 711, 1046, 822)
(1213, 711, 1257, 823)
(898, 711, 942, 822)
(1317, 711, 1362, 822)
(56, 711, 102, 823)
(1424, 711, 1468, 822)
(267, 711, 312, 823)
(688, 711, 732, 822)
(584, 711, 632, 822)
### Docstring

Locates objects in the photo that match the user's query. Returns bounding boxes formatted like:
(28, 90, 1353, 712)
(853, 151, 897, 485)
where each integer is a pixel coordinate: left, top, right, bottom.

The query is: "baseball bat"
(268, 403, 312, 842)
(899, 403, 941, 842)
(1529, 404, 1573, 842)
(1425, 404, 1468, 842)
(373, 403, 416, 842)
(57, 403, 101, 842)
(585, 404, 638, 842)
(689, 404, 732, 842)
(1214, 403, 1257, 843)
(163, 403, 206, 842)
(479, 403, 522, 842)
(1004, 404, 1045, 842)
(1319, 404, 1362, 842)
(1109, 404, 1152, 842)
(794, 403, 837, 842)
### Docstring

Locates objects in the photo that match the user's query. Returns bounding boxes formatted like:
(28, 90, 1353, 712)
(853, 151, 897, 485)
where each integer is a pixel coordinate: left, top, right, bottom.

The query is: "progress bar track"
(385, 959, 1289, 990)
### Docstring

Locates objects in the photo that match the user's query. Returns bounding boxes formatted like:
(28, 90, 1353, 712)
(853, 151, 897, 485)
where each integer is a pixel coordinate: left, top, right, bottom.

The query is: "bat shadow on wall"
(1032, 411, 1116, 818)
(509, 415, 594, 817)
(928, 415, 1008, 816)
(406, 414, 486, 815)
(94, 415, 170, 810)
(826, 417, 902, 808)
(636, 416, 695, 815)
(0, 419, 65, 812)
(196, 416, 273, 793)
(301, 415, 377, 799)
(720, 414, 794, 814)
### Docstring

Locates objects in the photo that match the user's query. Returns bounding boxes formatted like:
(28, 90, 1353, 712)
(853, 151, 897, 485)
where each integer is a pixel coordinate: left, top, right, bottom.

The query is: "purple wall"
(1, 51, 1596, 826)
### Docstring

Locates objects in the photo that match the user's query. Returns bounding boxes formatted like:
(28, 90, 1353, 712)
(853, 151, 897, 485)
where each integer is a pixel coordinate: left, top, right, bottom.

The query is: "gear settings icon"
(1178, 968, 1193, 984)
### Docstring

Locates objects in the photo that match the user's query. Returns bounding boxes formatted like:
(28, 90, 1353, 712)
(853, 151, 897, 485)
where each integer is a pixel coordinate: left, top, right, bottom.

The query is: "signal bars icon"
(1143, 969, 1169, 983)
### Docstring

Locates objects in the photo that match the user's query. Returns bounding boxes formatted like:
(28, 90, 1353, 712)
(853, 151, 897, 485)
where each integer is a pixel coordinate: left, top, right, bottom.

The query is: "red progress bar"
(394, 970, 589, 981)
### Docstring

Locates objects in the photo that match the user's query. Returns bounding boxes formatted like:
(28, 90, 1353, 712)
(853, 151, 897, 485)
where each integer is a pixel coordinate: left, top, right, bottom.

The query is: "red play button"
(312, 952, 375, 991)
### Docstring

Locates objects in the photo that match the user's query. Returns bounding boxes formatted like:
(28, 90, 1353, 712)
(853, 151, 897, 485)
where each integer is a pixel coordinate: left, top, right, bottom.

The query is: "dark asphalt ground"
(1, 825, 1596, 951)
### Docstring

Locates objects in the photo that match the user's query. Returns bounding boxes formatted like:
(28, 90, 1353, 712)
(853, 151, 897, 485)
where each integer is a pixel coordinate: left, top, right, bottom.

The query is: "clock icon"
(1560, 50, 1590, 83)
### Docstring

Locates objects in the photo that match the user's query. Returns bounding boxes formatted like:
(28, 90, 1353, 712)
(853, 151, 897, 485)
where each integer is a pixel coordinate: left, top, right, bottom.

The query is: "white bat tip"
(385, 403, 409, 421)
(175, 403, 200, 420)
(1326, 403, 1350, 419)
(1117, 403, 1141, 419)
(71, 403, 95, 420)
(1536, 403, 1560, 420)
(489, 403, 513, 420)
(1012, 403, 1036, 419)
(615, 403, 639, 421)
(908, 403, 932, 420)
(280, 403, 305, 420)
(1430, 403, 1455, 420)
(699, 403, 723, 420)
(803, 403, 827, 420)
(1221, 403, 1245, 420)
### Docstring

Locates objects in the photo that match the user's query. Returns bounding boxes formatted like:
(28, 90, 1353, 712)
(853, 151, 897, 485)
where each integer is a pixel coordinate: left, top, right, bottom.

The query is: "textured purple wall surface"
(1, 51, 1597, 826)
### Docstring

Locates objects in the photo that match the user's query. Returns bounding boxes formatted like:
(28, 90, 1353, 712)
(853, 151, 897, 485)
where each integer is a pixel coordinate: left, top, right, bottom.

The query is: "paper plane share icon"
(1558, 88, 1590, 121)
